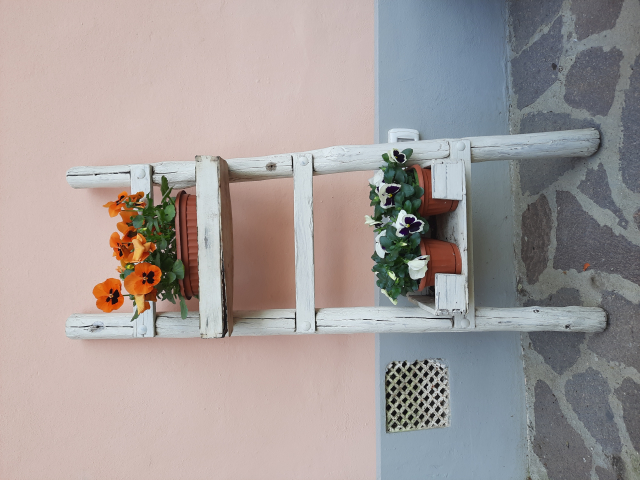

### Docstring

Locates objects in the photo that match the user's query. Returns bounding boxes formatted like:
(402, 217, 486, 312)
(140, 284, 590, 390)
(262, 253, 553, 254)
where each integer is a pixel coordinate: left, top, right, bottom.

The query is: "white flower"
(393, 209, 424, 237)
(407, 255, 430, 280)
(387, 149, 407, 164)
(365, 215, 382, 227)
(381, 289, 398, 305)
(368, 169, 384, 187)
(377, 183, 401, 209)
(375, 231, 387, 258)
(388, 271, 397, 281)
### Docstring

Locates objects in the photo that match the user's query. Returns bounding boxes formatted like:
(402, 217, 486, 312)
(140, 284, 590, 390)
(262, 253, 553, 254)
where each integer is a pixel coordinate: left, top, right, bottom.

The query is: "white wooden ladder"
(66, 129, 607, 339)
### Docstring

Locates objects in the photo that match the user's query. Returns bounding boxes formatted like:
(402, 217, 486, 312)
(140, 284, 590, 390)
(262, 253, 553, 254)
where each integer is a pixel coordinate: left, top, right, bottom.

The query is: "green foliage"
(120, 176, 189, 319)
(368, 148, 431, 303)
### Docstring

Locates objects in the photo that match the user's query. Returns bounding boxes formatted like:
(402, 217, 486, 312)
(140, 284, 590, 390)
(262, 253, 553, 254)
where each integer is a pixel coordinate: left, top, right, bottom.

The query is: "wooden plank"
(434, 274, 466, 314)
(66, 310, 296, 339)
(431, 161, 464, 200)
(66, 165, 131, 189)
(129, 164, 155, 337)
(316, 307, 453, 334)
(469, 128, 600, 162)
(195, 156, 234, 338)
(293, 153, 315, 333)
(475, 306, 607, 333)
(66, 130, 600, 189)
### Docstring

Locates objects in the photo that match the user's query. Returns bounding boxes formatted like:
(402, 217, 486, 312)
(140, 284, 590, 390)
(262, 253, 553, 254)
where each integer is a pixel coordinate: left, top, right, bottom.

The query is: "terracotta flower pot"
(175, 190, 199, 299)
(417, 238, 462, 289)
(407, 165, 458, 217)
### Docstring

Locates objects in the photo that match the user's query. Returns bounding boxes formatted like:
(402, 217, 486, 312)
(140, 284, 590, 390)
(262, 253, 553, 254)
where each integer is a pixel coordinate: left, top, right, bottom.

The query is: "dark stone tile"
(634, 209, 640, 230)
(571, 0, 624, 41)
(614, 378, 640, 452)
(588, 291, 640, 373)
(564, 47, 623, 116)
(533, 380, 592, 479)
(512, 17, 563, 109)
(578, 163, 628, 228)
(596, 456, 626, 480)
(509, 0, 563, 53)
(518, 112, 600, 195)
(554, 191, 640, 285)
(620, 53, 640, 193)
(521, 194, 552, 284)
(565, 368, 622, 454)
(526, 288, 585, 374)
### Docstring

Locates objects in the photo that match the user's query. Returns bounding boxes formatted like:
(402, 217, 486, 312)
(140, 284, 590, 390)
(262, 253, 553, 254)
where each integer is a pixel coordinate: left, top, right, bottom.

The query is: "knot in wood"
(265, 162, 277, 171)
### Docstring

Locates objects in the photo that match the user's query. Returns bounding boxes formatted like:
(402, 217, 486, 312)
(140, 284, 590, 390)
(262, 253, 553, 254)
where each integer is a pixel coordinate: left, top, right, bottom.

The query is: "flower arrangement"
(367, 148, 430, 304)
(92, 176, 189, 320)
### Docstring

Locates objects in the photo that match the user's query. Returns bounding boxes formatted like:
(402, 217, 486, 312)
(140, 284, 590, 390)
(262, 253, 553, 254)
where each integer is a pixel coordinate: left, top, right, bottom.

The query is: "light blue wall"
(376, 1, 526, 478)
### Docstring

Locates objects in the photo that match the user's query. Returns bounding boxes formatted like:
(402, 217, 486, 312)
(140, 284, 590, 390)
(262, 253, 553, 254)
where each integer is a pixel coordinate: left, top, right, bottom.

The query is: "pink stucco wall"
(0, 1, 375, 478)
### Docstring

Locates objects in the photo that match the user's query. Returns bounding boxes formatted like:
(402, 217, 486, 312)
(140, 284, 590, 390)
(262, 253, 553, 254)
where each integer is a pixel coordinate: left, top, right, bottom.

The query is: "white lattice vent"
(385, 359, 450, 433)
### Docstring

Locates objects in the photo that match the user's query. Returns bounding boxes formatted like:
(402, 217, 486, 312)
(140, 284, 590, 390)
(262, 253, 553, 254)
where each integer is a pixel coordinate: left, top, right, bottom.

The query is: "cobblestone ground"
(508, 0, 640, 479)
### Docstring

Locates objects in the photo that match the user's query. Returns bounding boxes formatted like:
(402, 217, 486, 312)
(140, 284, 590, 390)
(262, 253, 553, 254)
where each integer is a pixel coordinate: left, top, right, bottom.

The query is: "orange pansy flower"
(110, 232, 133, 262)
(128, 191, 146, 207)
(103, 192, 129, 218)
(93, 278, 124, 313)
(124, 263, 162, 295)
(117, 222, 137, 244)
(131, 233, 156, 262)
(119, 209, 138, 224)
(134, 288, 157, 314)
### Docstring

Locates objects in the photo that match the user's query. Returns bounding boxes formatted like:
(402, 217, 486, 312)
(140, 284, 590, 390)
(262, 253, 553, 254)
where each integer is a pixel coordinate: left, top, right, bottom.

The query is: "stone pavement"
(508, 0, 640, 478)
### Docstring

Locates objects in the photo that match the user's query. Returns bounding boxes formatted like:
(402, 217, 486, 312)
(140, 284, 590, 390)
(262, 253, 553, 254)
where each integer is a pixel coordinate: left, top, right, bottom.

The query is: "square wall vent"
(385, 359, 450, 433)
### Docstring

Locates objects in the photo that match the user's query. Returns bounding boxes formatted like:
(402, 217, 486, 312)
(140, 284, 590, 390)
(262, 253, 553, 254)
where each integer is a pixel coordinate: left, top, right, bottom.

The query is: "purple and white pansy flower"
(374, 231, 387, 258)
(377, 183, 401, 209)
(393, 209, 425, 237)
(407, 255, 430, 280)
(387, 149, 407, 164)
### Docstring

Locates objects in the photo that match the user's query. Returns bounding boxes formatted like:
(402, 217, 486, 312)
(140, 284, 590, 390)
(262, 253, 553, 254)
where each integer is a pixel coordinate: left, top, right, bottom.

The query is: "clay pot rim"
(174, 190, 192, 299)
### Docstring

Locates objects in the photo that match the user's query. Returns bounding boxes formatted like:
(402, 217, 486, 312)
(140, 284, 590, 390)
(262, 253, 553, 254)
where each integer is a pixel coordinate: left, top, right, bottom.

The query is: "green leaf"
(384, 168, 395, 184)
(401, 184, 415, 197)
(172, 259, 185, 279)
(180, 297, 188, 319)
(394, 192, 405, 206)
(132, 215, 145, 229)
(157, 237, 168, 250)
(401, 148, 413, 159)
(412, 198, 422, 212)
(404, 200, 412, 212)
(161, 176, 169, 196)
(382, 153, 389, 162)
(130, 309, 140, 322)
(122, 268, 134, 279)
(374, 204, 384, 219)
(369, 190, 377, 201)
(164, 204, 175, 221)
(165, 271, 176, 283)
(414, 186, 424, 198)
(395, 169, 406, 184)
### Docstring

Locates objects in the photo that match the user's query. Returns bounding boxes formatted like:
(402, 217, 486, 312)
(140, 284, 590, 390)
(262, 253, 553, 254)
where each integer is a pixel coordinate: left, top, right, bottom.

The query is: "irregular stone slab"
(614, 378, 640, 452)
(588, 291, 640, 372)
(571, 0, 624, 41)
(595, 456, 626, 480)
(518, 112, 600, 195)
(620, 53, 640, 193)
(512, 17, 563, 109)
(509, 0, 564, 53)
(521, 194, 552, 284)
(554, 191, 640, 285)
(533, 380, 592, 479)
(578, 163, 628, 228)
(525, 288, 585, 374)
(564, 47, 623, 117)
(565, 368, 622, 454)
